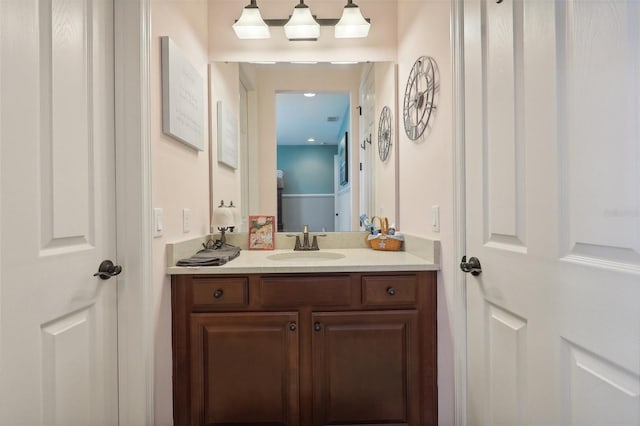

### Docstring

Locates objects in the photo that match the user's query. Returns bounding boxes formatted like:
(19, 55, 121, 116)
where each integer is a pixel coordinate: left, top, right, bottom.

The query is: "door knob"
(460, 256, 482, 276)
(94, 260, 122, 280)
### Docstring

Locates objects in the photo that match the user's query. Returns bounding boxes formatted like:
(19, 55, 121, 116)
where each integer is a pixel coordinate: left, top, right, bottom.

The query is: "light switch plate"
(431, 205, 440, 232)
(182, 208, 191, 233)
(153, 208, 164, 238)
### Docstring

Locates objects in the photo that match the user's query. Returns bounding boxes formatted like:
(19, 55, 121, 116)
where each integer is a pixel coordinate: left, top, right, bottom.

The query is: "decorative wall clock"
(403, 56, 437, 141)
(377, 106, 392, 161)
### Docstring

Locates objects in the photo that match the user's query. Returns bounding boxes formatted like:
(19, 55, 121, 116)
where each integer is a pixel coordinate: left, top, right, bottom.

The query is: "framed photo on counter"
(248, 215, 275, 250)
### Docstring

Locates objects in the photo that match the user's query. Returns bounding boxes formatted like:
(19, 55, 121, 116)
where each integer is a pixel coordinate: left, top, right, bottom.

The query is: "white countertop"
(166, 232, 440, 275)
(167, 248, 439, 275)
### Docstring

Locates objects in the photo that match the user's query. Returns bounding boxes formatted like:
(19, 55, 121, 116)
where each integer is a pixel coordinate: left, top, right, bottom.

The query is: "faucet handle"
(303, 224, 309, 233)
(310, 235, 326, 250)
(286, 234, 302, 250)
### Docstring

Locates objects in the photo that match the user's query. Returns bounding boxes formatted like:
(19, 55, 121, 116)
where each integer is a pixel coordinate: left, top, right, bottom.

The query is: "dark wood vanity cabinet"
(171, 271, 437, 426)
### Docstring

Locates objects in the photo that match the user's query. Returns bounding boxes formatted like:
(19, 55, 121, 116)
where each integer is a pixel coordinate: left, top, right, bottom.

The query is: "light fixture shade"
(334, 3, 370, 38)
(212, 207, 235, 229)
(232, 6, 271, 39)
(284, 3, 320, 40)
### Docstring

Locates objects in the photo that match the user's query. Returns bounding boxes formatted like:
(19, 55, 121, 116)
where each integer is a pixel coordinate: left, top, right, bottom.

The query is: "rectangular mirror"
(208, 62, 398, 233)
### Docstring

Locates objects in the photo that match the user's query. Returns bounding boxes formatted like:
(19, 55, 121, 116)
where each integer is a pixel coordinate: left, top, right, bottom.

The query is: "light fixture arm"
(262, 18, 370, 26)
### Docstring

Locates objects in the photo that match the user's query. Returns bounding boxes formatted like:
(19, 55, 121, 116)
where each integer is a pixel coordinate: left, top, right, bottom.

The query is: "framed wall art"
(217, 100, 238, 169)
(160, 36, 204, 151)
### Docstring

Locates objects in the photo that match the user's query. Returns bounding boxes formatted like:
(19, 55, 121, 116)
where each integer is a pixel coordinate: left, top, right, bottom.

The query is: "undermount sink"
(266, 251, 346, 262)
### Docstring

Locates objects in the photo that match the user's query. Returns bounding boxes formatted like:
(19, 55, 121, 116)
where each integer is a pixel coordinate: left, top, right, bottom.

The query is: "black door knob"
(94, 260, 122, 280)
(460, 256, 482, 276)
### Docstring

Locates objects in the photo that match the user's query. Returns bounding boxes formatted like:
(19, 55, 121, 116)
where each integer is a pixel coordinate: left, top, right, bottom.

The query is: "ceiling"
(276, 92, 350, 146)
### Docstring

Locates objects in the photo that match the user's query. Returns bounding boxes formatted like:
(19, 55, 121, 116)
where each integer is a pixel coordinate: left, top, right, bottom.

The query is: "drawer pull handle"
(314, 322, 322, 332)
(386, 287, 396, 296)
(289, 322, 297, 332)
(213, 289, 224, 299)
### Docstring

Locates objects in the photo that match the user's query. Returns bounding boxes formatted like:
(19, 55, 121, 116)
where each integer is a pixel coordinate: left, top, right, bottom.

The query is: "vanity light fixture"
(232, 0, 371, 41)
(232, 0, 271, 40)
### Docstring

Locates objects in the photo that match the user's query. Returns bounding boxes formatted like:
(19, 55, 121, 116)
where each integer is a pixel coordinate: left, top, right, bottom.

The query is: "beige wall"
(374, 61, 399, 224)
(150, 1, 210, 424)
(209, 62, 243, 220)
(397, 1, 454, 424)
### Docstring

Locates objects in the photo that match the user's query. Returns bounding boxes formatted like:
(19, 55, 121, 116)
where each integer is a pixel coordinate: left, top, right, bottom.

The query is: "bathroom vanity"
(168, 236, 439, 426)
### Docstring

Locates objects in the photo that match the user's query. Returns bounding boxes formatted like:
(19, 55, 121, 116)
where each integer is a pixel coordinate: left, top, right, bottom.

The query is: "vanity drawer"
(361, 275, 417, 306)
(192, 277, 248, 309)
(260, 275, 351, 307)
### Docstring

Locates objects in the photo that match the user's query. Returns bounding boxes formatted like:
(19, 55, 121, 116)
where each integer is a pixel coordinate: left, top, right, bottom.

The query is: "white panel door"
(464, 0, 640, 425)
(0, 0, 118, 424)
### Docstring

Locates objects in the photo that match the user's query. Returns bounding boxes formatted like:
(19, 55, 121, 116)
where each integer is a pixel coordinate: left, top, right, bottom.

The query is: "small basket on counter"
(366, 216, 404, 251)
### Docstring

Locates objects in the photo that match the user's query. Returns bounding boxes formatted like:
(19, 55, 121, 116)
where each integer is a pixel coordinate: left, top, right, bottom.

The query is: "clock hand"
(415, 91, 419, 127)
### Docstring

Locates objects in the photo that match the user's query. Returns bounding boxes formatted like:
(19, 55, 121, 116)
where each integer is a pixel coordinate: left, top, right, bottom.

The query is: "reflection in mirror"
(208, 62, 398, 234)
(276, 91, 351, 232)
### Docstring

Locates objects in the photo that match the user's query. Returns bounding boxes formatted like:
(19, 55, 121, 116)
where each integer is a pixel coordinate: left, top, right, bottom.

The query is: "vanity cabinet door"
(190, 312, 300, 426)
(311, 311, 420, 426)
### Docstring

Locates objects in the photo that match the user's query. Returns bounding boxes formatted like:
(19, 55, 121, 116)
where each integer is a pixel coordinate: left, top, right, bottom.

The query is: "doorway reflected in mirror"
(276, 91, 351, 232)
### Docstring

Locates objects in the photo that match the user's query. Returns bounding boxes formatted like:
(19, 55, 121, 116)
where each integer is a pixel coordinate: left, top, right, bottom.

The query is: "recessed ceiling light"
(303, 92, 316, 97)
(307, 138, 315, 143)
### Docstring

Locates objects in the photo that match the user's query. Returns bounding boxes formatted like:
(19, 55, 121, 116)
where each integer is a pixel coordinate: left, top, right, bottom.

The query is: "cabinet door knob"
(314, 322, 322, 332)
(289, 322, 297, 332)
(213, 289, 224, 299)
(386, 287, 396, 296)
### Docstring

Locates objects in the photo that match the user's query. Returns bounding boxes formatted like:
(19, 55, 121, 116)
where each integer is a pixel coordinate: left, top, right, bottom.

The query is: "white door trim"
(450, 0, 468, 425)
(114, 0, 154, 424)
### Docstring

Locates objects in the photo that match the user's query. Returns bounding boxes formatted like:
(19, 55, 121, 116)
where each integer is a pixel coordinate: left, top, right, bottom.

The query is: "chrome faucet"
(287, 224, 325, 251)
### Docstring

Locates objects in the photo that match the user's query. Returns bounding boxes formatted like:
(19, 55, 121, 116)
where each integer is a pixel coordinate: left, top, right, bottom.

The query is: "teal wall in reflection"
(277, 145, 338, 194)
